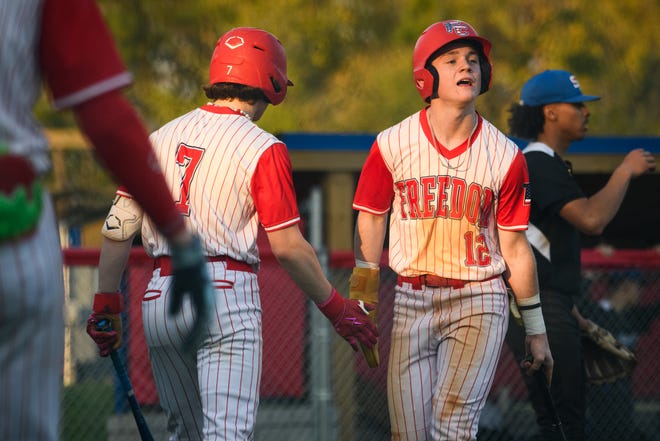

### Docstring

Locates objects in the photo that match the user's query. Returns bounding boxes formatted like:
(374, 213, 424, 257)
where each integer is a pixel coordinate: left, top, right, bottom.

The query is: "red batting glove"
(86, 292, 124, 357)
(317, 288, 378, 351)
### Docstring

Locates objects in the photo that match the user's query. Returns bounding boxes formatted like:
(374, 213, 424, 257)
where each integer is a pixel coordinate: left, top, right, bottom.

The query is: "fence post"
(308, 185, 338, 441)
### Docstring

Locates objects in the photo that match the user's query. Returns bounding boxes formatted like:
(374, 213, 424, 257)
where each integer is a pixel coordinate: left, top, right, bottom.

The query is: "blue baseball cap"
(520, 69, 600, 106)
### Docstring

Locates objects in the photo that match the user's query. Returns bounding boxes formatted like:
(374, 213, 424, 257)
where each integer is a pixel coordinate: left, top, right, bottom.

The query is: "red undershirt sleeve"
(497, 149, 531, 231)
(250, 142, 300, 232)
(38, 0, 185, 239)
(40, 0, 130, 107)
(352, 141, 394, 214)
(73, 92, 184, 239)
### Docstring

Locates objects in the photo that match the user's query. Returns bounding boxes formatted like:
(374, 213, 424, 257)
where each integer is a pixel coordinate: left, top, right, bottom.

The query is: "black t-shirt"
(524, 143, 585, 296)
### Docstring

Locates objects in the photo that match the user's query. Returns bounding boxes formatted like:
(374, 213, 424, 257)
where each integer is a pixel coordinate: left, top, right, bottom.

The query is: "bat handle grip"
(95, 318, 113, 332)
(530, 363, 569, 441)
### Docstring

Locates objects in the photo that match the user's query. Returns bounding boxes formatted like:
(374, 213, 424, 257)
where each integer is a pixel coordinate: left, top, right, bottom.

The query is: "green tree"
(37, 0, 659, 136)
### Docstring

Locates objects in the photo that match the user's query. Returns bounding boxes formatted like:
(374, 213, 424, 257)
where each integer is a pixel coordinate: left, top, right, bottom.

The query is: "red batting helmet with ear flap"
(209, 27, 293, 105)
(412, 20, 492, 102)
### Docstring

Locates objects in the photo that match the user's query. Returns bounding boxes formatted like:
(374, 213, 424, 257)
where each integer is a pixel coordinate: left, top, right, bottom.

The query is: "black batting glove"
(169, 235, 213, 352)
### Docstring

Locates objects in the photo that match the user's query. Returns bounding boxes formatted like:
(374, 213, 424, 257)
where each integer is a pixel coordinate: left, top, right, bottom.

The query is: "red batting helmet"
(209, 27, 293, 105)
(412, 20, 492, 102)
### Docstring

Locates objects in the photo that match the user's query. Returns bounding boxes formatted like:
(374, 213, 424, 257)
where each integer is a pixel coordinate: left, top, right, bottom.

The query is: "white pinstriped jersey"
(107, 104, 301, 440)
(0, 0, 131, 175)
(119, 104, 299, 264)
(353, 108, 530, 280)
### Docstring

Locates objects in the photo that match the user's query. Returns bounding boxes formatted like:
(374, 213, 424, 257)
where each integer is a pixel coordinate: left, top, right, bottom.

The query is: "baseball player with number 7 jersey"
(90, 27, 377, 441)
(351, 20, 553, 440)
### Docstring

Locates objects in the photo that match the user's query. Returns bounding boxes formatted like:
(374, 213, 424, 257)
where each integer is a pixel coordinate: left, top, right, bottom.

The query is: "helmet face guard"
(209, 27, 293, 105)
(412, 20, 492, 102)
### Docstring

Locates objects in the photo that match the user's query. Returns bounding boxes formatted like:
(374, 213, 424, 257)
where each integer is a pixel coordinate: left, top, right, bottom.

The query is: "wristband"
(355, 259, 379, 269)
(316, 288, 343, 320)
(518, 294, 546, 335)
(93, 292, 124, 314)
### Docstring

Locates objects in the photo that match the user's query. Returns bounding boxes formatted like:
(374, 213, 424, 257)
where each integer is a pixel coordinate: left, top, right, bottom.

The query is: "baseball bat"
(524, 356, 568, 441)
(97, 319, 155, 441)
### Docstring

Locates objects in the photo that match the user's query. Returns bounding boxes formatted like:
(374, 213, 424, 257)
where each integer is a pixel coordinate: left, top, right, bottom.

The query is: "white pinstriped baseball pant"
(0, 195, 64, 441)
(142, 263, 262, 441)
(388, 278, 508, 441)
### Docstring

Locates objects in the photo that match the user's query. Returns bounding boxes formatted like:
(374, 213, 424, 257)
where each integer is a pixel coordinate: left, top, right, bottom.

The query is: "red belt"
(154, 256, 255, 276)
(397, 274, 499, 290)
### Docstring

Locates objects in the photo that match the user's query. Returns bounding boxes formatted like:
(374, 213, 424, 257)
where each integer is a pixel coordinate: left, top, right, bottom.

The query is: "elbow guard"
(101, 193, 143, 241)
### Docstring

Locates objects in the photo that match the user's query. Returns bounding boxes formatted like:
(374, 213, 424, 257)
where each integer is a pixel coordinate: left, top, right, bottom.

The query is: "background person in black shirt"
(505, 69, 655, 441)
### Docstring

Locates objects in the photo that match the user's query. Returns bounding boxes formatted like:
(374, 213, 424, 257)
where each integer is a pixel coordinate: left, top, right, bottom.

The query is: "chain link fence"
(50, 142, 659, 440)
(61, 247, 660, 441)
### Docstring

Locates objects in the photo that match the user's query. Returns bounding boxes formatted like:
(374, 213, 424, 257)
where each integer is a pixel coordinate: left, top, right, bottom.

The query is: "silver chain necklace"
(208, 102, 252, 121)
(427, 111, 477, 172)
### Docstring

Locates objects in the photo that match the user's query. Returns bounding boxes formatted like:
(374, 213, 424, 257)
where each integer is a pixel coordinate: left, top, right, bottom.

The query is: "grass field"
(61, 381, 114, 441)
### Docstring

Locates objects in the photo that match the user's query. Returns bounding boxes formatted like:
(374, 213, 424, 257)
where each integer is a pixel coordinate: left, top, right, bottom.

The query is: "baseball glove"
(581, 319, 637, 386)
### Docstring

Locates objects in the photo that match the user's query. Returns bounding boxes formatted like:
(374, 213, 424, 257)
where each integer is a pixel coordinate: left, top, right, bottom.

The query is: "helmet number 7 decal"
(174, 143, 204, 215)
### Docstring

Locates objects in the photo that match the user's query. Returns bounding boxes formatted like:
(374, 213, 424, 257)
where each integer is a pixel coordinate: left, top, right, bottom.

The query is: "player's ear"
(543, 105, 557, 121)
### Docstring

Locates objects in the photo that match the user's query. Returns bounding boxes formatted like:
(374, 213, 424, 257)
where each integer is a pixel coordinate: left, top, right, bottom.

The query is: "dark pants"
(506, 291, 585, 441)
(587, 379, 647, 441)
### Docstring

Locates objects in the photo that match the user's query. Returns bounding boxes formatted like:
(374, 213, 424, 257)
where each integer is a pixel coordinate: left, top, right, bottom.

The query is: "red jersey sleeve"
(39, 0, 131, 109)
(251, 142, 300, 232)
(352, 141, 394, 215)
(497, 149, 531, 231)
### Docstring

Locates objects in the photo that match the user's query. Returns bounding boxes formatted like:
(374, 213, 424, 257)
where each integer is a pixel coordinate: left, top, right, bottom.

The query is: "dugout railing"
(61, 245, 660, 441)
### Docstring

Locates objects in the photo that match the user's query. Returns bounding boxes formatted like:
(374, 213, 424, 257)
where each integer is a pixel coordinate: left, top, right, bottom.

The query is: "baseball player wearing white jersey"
(1, 1, 210, 441)
(92, 27, 378, 441)
(352, 20, 553, 440)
